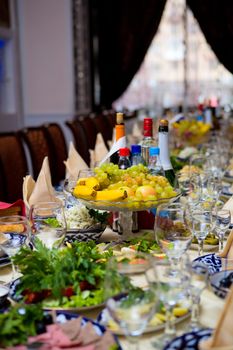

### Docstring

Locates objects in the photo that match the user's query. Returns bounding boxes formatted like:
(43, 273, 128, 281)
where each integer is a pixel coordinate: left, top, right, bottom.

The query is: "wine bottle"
(158, 119, 176, 186)
(110, 112, 126, 164)
(141, 118, 157, 165)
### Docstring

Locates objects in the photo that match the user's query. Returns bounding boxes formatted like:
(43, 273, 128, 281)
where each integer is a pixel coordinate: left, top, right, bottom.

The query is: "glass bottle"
(148, 147, 164, 176)
(110, 112, 126, 164)
(158, 119, 176, 186)
(141, 118, 157, 166)
(118, 147, 131, 169)
(131, 144, 145, 165)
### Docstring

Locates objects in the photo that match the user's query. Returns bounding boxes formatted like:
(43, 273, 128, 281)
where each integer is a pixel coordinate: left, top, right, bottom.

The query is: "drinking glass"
(184, 205, 214, 257)
(151, 257, 188, 348)
(104, 252, 158, 350)
(182, 261, 209, 330)
(0, 215, 31, 280)
(29, 201, 67, 249)
(213, 209, 231, 252)
(154, 202, 193, 271)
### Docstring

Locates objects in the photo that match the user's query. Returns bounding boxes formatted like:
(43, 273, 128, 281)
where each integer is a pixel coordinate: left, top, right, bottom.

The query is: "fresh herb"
(0, 304, 44, 347)
(13, 238, 113, 306)
(44, 217, 61, 228)
(87, 208, 110, 225)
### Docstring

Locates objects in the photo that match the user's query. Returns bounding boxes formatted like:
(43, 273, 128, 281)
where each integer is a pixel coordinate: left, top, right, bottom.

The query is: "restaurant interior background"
(0, 0, 233, 139)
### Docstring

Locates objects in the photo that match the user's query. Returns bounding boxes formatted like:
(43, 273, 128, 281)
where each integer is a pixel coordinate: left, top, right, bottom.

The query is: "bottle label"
(158, 132, 173, 170)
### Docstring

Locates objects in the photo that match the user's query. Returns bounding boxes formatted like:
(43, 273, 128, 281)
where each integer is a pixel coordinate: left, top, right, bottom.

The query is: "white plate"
(97, 306, 191, 335)
(190, 243, 218, 252)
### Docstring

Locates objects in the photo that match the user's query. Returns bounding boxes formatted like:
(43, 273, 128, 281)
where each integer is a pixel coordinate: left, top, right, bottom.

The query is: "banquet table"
(0, 227, 226, 350)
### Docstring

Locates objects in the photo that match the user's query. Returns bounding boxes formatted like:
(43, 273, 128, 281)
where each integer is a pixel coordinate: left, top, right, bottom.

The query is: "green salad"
(13, 239, 113, 308)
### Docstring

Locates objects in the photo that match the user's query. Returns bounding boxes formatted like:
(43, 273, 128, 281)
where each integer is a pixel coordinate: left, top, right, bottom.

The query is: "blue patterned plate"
(210, 270, 233, 299)
(163, 328, 212, 350)
(192, 253, 222, 274)
(0, 254, 11, 268)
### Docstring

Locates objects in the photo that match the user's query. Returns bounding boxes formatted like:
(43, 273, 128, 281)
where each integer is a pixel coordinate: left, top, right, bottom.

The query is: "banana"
(95, 189, 127, 201)
(77, 177, 100, 190)
(73, 185, 97, 200)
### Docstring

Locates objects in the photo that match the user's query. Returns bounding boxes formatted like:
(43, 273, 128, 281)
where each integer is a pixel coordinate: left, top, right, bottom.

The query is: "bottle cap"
(159, 119, 168, 126)
(144, 118, 152, 126)
(131, 144, 141, 154)
(116, 112, 124, 124)
(149, 147, 160, 156)
(119, 147, 130, 156)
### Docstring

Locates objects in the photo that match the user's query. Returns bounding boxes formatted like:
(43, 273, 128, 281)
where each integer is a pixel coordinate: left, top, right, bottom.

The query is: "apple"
(135, 185, 157, 199)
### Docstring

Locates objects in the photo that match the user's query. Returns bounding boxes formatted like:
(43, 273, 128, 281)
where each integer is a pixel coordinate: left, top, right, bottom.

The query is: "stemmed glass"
(29, 201, 67, 249)
(184, 204, 214, 256)
(154, 202, 193, 271)
(182, 260, 209, 331)
(104, 252, 158, 350)
(0, 215, 31, 280)
(213, 208, 231, 252)
(151, 257, 189, 348)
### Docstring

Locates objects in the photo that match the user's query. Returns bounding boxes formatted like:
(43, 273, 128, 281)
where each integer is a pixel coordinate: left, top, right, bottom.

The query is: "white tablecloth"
(0, 228, 226, 350)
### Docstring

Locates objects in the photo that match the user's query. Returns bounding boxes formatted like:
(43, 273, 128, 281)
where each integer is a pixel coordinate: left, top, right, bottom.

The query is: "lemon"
(173, 307, 188, 317)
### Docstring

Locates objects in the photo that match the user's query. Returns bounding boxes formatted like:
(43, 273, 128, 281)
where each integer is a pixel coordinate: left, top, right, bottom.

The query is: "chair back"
(43, 123, 68, 185)
(0, 132, 28, 202)
(19, 127, 52, 181)
(65, 120, 90, 166)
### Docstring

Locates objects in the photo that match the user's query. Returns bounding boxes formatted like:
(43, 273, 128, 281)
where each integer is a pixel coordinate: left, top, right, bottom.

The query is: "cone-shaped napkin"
(89, 133, 108, 168)
(199, 286, 233, 349)
(132, 122, 142, 138)
(64, 141, 88, 180)
(23, 157, 57, 208)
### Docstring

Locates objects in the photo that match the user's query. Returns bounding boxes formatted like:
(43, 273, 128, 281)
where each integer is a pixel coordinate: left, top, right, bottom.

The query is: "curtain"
(96, 0, 167, 107)
(187, 0, 233, 74)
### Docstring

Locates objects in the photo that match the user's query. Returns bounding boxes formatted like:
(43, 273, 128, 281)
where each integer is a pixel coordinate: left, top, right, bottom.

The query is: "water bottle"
(148, 147, 165, 176)
(118, 147, 131, 169)
(131, 145, 145, 165)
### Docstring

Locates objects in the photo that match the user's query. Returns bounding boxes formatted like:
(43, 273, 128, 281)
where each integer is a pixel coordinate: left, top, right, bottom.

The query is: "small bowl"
(64, 224, 106, 243)
(0, 284, 9, 306)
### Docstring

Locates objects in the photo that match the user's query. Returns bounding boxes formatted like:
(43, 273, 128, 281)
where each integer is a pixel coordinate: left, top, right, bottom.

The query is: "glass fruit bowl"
(64, 179, 181, 212)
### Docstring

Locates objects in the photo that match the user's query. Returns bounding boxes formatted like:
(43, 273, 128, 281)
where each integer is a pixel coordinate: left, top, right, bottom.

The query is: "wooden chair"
(19, 127, 53, 182)
(65, 120, 90, 166)
(42, 123, 68, 185)
(79, 116, 98, 151)
(92, 113, 112, 148)
(0, 132, 28, 202)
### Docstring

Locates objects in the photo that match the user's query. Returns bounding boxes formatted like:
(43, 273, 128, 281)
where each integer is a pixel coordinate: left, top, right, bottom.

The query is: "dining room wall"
(17, 0, 74, 143)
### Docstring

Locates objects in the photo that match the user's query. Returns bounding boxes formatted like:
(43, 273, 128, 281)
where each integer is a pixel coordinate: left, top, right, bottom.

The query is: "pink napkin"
(0, 199, 26, 217)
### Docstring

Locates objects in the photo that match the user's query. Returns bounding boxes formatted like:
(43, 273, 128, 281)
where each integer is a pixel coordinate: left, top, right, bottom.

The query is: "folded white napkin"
(64, 141, 88, 180)
(23, 157, 58, 208)
(199, 286, 233, 350)
(132, 122, 142, 138)
(90, 133, 108, 167)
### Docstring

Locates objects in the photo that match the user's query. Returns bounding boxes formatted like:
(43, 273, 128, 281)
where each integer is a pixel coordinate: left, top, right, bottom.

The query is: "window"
(113, 0, 233, 113)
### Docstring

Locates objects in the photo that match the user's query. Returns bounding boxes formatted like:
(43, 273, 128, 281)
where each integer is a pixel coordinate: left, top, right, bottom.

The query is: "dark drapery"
(96, 0, 167, 107)
(187, 0, 233, 74)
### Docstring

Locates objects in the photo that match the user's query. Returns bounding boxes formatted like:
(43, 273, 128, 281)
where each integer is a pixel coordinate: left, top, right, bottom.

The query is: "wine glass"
(151, 256, 189, 348)
(0, 215, 31, 280)
(213, 208, 231, 252)
(182, 260, 209, 331)
(184, 204, 214, 257)
(154, 202, 193, 271)
(104, 252, 159, 349)
(29, 201, 67, 249)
